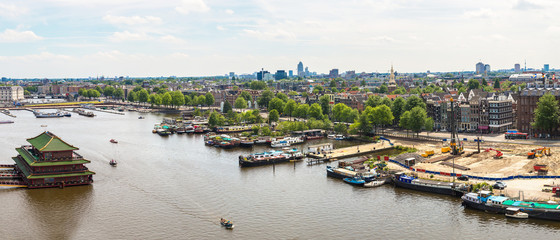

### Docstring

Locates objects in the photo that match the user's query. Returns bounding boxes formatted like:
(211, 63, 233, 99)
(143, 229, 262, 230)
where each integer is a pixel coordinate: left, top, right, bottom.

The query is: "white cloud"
(175, 0, 210, 14)
(370, 36, 395, 43)
(225, 9, 234, 15)
(109, 31, 149, 42)
(0, 3, 28, 17)
(513, 0, 543, 10)
(243, 28, 296, 40)
(216, 25, 225, 31)
(0, 29, 43, 42)
(103, 15, 162, 25)
(463, 8, 493, 19)
(159, 35, 186, 44)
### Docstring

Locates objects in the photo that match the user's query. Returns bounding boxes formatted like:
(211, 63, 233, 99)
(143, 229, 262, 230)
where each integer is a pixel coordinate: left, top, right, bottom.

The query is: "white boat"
(505, 207, 529, 219)
(270, 137, 304, 148)
(327, 134, 336, 139)
(364, 180, 385, 188)
(335, 134, 345, 140)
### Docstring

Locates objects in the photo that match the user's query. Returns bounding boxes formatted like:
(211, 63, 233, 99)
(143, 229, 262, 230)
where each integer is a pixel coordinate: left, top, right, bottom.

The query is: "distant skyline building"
(484, 64, 491, 73)
(305, 67, 309, 77)
(476, 62, 485, 74)
(257, 70, 270, 80)
(229, 72, 234, 78)
(329, 69, 339, 78)
(274, 70, 287, 80)
(544, 64, 550, 72)
(288, 70, 293, 77)
(297, 61, 304, 77)
(514, 63, 521, 73)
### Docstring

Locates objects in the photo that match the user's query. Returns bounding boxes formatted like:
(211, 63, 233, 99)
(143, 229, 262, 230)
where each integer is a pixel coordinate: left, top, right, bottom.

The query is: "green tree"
(408, 107, 427, 137)
(309, 103, 323, 119)
(532, 93, 560, 134)
(148, 94, 157, 107)
(184, 94, 192, 106)
(240, 91, 252, 102)
(103, 86, 115, 97)
(138, 89, 149, 103)
(319, 95, 331, 117)
(258, 90, 274, 109)
(222, 100, 232, 113)
(404, 95, 426, 111)
(294, 104, 309, 119)
(196, 95, 206, 106)
(250, 81, 267, 90)
(268, 109, 279, 123)
(493, 79, 500, 89)
(127, 91, 137, 102)
(425, 117, 434, 136)
(171, 91, 185, 107)
(268, 97, 285, 114)
(162, 92, 172, 106)
(482, 78, 488, 87)
(334, 123, 348, 134)
(208, 111, 222, 128)
(205, 92, 215, 107)
(113, 88, 124, 100)
(332, 103, 348, 122)
(372, 105, 394, 134)
(467, 79, 480, 90)
(234, 97, 248, 109)
(261, 126, 272, 136)
(392, 96, 406, 123)
(378, 84, 388, 93)
(276, 92, 289, 102)
(87, 89, 101, 98)
(132, 85, 143, 92)
(330, 79, 337, 88)
(399, 111, 411, 137)
(95, 86, 103, 94)
(78, 88, 86, 97)
(381, 97, 392, 108)
(365, 95, 382, 108)
(283, 99, 297, 120)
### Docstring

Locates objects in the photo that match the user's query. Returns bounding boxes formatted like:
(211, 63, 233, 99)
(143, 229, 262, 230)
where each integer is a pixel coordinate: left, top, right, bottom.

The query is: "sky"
(0, 0, 558, 78)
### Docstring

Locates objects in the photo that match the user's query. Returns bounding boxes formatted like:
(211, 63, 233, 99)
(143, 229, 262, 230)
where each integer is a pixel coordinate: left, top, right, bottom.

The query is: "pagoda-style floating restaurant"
(8, 131, 95, 188)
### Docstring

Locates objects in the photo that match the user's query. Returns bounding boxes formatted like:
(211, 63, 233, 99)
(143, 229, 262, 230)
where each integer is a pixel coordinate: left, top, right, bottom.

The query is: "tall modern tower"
(297, 61, 304, 77)
(544, 64, 550, 72)
(514, 63, 521, 73)
(475, 62, 485, 74)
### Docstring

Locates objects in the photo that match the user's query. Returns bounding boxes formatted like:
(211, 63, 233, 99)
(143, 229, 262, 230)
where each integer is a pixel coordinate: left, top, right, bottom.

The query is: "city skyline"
(0, 0, 559, 78)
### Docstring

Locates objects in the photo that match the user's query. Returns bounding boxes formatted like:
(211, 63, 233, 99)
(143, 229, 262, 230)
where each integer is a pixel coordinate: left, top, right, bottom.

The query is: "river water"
(0, 110, 559, 239)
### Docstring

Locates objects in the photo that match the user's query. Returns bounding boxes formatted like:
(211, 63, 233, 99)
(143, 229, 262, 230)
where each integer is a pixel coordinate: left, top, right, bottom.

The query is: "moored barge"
(392, 173, 465, 196)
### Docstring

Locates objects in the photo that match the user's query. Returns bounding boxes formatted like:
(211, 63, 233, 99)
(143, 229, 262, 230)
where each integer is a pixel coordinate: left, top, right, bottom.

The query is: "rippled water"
(1, 110, 560, 239)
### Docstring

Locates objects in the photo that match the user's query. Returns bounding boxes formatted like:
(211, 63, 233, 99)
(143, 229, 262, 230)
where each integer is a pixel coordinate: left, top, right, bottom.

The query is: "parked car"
(493, 182, 507, 190)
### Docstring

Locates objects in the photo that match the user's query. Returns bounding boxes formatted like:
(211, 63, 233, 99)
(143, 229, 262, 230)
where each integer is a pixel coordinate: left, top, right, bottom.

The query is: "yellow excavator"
(528, 147, 551, 159)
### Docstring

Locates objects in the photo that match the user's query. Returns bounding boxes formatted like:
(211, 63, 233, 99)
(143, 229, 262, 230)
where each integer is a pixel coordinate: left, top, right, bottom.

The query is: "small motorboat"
(363, 180, 385, 188)
(110, 139, 118, 144)
(505, 207, 529, 219)
(138, 116, 145, 119)
(220, 218, 234, 229)
(40, 124, 47, 127)
(343, 177, 365, 187)
(109, 159, 117, 167)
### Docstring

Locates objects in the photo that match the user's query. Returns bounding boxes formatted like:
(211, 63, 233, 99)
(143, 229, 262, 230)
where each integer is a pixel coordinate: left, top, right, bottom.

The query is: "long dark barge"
(392, 173, 466, 196)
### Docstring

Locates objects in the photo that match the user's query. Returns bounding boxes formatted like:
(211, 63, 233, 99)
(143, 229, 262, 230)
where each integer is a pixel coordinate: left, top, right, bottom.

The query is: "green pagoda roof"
(26, 131, 78, 152)
(15, 148, 90, 166)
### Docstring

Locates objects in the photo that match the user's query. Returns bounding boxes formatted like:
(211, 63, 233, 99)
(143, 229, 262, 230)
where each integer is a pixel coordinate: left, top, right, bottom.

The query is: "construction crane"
(449, 98, 464, 155)
(485, 148, 503, 159)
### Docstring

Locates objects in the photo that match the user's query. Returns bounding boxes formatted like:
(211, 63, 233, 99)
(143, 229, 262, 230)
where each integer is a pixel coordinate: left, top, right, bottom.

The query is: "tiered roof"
(26, 131, 78, 152)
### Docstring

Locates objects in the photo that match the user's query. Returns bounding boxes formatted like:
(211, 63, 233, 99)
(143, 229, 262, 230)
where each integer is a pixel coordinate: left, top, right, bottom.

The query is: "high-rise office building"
(544, 64, 550, 72)
(484, 64, 491, 73)
(257, 70, 270, 80)
(288, 70, 293, 77)
(476, 62, 485, 74)
(514, 63, 521, 73)
(275, 70, 287, 80)
(329, 69, 339, 78)
(297, 61, 304, 77)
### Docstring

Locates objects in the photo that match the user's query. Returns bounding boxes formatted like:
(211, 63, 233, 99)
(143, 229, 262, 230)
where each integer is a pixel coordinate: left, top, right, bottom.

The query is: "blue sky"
(0, 0, 558, 78)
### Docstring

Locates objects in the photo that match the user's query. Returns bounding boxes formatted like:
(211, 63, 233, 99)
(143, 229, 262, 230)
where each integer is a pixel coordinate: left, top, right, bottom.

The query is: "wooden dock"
(307, 142, 394, 161)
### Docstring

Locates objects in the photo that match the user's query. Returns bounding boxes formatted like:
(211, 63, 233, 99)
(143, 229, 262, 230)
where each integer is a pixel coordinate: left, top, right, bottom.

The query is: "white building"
(0, 86, 24, 102)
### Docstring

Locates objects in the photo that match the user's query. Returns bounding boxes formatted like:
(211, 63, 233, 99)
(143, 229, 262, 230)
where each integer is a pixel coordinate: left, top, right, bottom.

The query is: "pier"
(0, 110, 16, 118)
(307, 142, 394, 161)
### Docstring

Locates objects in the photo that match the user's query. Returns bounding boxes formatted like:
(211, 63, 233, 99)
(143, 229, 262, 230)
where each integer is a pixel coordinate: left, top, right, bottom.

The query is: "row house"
(517, 87, 560, 134)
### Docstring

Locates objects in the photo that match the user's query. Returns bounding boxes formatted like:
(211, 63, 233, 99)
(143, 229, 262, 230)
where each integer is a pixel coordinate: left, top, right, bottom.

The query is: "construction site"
(381, 98, 560, 201)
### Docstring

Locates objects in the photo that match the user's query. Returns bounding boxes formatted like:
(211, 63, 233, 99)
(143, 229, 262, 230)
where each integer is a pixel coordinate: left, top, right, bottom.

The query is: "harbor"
(1, 109, 560, 239)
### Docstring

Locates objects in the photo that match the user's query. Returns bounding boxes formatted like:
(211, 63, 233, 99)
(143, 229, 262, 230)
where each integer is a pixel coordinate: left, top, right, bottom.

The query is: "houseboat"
(33, 111, 64, 118)
(326, 166, 377, 182)
(392, 173, 466, 196)
(295, 129, 324, 140)
(215, 125, 253, 133)
(270, 137, 304, 148)
(238, 149, 304, 167)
